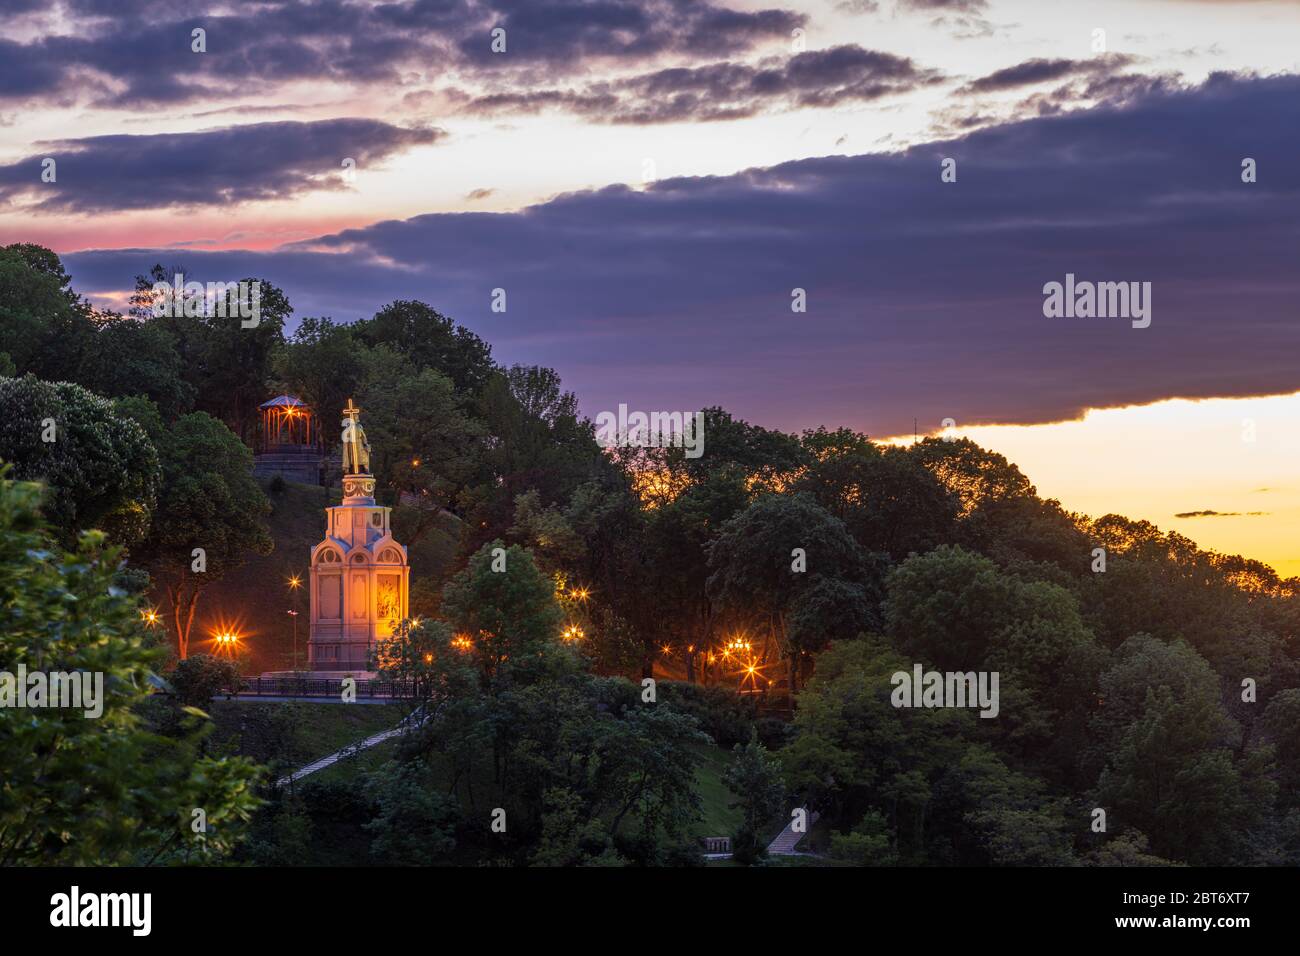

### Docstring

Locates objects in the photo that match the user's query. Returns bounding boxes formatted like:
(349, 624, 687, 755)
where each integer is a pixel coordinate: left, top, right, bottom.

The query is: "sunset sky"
(3, 0, 1299, 573)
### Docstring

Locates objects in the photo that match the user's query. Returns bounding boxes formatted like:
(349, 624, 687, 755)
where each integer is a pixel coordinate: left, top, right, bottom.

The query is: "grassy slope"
(208, 700, 407, 765)
(147, 479, 462, 673)
(690, 742, 744, 839)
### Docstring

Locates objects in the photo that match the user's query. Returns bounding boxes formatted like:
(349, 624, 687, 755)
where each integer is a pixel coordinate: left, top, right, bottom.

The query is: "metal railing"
(237, 676, 418, 699)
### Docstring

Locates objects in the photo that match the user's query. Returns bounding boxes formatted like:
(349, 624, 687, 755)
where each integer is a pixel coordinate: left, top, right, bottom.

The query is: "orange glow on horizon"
(880, 391, 1300, 580)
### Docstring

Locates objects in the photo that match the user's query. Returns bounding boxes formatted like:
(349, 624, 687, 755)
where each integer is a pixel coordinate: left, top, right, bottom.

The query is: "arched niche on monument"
(314, 547, 343, 623)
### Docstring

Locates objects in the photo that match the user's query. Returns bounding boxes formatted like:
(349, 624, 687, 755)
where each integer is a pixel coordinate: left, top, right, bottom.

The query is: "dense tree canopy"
(4, 242, 1300, 869)
(119, 399, 273, 658)
(0, 472, 260, 865)
(0, 374, 160, 546)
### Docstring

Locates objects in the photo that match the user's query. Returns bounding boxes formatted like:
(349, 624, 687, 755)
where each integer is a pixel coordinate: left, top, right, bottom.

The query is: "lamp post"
(287, 575, 302, 672)
(287, 610, 299, 671)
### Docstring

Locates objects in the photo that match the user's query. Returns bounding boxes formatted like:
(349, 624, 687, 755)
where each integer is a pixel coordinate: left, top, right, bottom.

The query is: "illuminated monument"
(306, 399, 409, 674)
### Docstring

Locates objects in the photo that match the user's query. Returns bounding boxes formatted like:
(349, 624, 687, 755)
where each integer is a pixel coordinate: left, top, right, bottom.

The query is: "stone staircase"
(766, 807, 821, 855)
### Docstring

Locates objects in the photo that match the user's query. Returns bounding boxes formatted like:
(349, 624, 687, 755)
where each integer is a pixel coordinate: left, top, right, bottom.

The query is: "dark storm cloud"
(462, 45, 943, 123)
(0, 7, 435, 109)
(0, 0, 802, 107)
(0, 119, 443, 213)
(64, 73, 1300, 437)
(963, 55, 1138, 93)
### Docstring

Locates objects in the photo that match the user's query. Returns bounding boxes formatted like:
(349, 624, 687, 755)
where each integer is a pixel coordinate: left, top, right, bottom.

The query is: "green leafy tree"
(78, 314, 194, 419)
(0, 374, 160, 546)
(358, 351, 485, 546)
(906, 437, 1034, 519)
(779, 638, 1040, 864)
(829, 809, 897, 865)
(0, 244, 96, 382)
(532, 786, 627, 866)
(494, 678, 707, 861)
(796, 427, 956, 559)
(683, 406, 806, 488)
(0, 472, 261, 864)
(1091, 634, 1274, 864)
(463, 366, 607, 553)
(723, 731, 787, 864)
(1263, 689, 1300, 796)
(643, 468, 752, 682)
(707, 493, 884, 691)
(121, 405, 273, 658)
(440, 540, 567, 690)
(952, 745, 1075, 865)
(168, 653, 241, 708)
(353, 299, 495, 396)
(363, 761, 457, 865)
(129, 267, 290, 444)
(1083, 830, 1180, 867)
(274, 316, 363, 434)
(884, 544, 1021, 669)
(197, 279, 290, 443)
(885, 545, 1105, 779)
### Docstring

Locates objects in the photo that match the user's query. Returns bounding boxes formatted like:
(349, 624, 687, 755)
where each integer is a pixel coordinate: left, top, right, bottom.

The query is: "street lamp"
(287, 575, 303, 672)
(213, 631, 241, 655)
(287, 609, 299, 672)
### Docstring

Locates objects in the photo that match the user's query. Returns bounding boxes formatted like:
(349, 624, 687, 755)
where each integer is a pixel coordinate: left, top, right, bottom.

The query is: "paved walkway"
(275, 706, 430, 787)
(766, 807, 820, 855)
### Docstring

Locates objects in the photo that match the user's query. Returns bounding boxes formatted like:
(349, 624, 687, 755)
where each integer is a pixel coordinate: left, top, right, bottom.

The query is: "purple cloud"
(63, 73, 1300, 438)
(461, 45, 944, 123)
(0, 119, 443, 213)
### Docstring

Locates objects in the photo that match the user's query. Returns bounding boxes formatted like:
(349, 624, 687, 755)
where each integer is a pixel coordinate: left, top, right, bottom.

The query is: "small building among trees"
(253, 394, 324, 483)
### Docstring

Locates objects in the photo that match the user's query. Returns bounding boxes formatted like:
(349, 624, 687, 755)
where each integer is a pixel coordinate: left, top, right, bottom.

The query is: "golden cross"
(342, 398, 360, 420)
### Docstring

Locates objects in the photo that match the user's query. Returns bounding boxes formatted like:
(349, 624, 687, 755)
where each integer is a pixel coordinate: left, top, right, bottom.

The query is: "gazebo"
(258, 394, 321, 453)
(253, 395, 326, 484)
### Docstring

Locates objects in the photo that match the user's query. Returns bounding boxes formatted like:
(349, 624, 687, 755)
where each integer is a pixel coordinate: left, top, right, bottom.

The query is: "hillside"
(146, 478, 463, 674)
